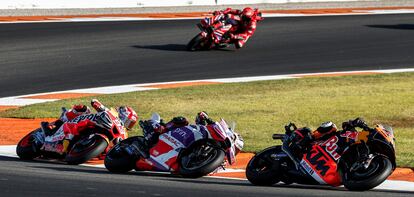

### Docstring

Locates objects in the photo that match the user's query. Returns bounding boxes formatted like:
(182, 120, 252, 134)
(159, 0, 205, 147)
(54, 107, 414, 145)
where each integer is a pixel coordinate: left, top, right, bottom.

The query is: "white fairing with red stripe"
(141, 114, 242, 172)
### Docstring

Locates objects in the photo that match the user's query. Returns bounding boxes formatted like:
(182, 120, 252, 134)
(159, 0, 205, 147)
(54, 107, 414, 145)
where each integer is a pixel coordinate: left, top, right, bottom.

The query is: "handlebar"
(272, 134, 285, 140)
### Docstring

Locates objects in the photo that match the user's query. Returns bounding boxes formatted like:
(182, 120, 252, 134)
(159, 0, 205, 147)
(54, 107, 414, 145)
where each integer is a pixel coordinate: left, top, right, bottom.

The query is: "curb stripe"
(1, 7, 414, 23)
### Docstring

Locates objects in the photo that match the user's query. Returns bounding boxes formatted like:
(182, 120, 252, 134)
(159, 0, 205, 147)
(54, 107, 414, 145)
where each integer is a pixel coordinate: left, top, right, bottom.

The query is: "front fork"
(349, 142, 375, 172)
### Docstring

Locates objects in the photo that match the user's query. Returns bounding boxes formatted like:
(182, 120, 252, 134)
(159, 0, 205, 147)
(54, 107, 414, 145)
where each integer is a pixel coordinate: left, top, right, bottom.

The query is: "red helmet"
(241, 7, 255, 22)
(118, 106, 138, 130)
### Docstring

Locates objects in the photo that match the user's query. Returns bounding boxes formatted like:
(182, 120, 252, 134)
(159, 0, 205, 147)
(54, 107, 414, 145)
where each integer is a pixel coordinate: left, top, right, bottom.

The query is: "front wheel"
(104, 136, 143, 173)
(342, 155, 393, 191)
(246, 146, 282, 186)
(16, 128, 42, 160)
(65, 134, 108, 165)
(186, 34, 209, 51)
(179, 141, 225, 178)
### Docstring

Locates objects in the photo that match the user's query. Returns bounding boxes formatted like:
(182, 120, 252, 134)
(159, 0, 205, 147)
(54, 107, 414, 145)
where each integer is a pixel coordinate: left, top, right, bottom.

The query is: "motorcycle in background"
(104, 113, 242, 178)
(186, 9, 262, 51)
(246, 122, 395, 191)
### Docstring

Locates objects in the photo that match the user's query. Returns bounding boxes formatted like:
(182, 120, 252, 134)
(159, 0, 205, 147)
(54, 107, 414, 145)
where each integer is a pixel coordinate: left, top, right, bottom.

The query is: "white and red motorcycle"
(105, 113, 243, 178)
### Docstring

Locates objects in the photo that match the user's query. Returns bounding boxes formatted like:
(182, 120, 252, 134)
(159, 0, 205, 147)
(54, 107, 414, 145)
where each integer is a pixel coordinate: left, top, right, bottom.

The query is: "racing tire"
(65, 134, 108, 165)
(16, 129, 42, 160)
(246, 146, 282, 186)
(179, 140, 225, 178)
(186, 34, 208, 51)
(342, 155, 393, 191)
(104, 136, 142, 173)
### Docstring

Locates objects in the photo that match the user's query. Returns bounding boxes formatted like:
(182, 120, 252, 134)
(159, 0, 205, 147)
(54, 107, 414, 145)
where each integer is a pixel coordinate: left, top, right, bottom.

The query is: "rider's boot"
(41, 122, 57, 136)
(216, 43, 229, 48)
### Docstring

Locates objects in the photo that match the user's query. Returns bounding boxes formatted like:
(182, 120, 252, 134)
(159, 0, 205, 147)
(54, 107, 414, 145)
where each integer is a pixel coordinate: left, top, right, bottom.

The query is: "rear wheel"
(179, 141, 225, 178)
(104, 136, 143, 173)
(186, 34, 209, 51)
(16, 129, 42, 160)
(342, 155, 393, 191)
(65, 134, 108, 165)
(246, 146, 282, 186)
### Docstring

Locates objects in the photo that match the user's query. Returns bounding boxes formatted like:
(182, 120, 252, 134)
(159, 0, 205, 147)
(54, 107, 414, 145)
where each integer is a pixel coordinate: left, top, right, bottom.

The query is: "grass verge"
(1, 72, 413, 167)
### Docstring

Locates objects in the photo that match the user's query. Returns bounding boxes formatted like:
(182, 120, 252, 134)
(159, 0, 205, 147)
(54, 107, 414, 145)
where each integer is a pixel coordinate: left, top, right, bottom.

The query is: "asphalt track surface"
(1, 14, 414, 196)
(1, 14, 414, 97)
(1, 156, 413, 197)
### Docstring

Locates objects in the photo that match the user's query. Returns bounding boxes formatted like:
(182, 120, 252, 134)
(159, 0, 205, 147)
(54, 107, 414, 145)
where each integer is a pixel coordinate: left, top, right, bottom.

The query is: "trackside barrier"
(0, 0, 364, 9)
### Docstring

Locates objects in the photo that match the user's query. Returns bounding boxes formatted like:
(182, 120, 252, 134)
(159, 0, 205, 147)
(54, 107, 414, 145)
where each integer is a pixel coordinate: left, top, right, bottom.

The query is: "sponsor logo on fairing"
(306, 148, 330, 176)
(300, 159, 315, 175)
(172, 128, 188, 138)
(69, 113, 98, 123)
(321, 136, 341, 161)
(45, 128, 65, 143)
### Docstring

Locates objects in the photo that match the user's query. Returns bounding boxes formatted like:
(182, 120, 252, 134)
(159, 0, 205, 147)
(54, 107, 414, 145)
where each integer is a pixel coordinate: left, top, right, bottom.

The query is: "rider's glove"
(291, 127, 312, 149)
(91, 99, 106, 112)
(352, 117, 369, 130)
(195, 111, 214, 125)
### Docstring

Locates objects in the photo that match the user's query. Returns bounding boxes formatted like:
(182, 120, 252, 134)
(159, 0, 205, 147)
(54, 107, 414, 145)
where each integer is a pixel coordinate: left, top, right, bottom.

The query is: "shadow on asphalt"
(31, 165, 106, 174)
(132, 44, 187, 51)
(131, 44, 235, 52)
(366, 24, 414, 30)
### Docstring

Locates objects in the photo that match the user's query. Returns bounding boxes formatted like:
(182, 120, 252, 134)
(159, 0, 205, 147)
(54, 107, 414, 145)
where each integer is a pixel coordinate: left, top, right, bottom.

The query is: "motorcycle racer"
(212, 7, 263, 49)
(289, 117, 369, 158)
(41, 99, 138, 154)
(137, 111, 244, 158)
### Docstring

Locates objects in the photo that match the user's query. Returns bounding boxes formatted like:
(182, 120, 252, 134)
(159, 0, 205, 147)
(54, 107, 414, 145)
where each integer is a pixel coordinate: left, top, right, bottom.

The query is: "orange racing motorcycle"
(246, 121, 396, 191)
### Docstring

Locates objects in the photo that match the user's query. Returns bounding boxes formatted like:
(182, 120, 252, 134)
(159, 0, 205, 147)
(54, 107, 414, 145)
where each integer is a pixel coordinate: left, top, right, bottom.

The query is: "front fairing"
(217, 119, 237, 165)
(142, 125, 207, 172)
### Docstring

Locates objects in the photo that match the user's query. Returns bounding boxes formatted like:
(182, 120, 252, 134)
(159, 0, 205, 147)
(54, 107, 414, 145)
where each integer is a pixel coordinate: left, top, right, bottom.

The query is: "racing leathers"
(289, 118, 370, 158)
(41, 99, 114, 154)
(137, 111, 243, 158)
(212, 7, 262, 48)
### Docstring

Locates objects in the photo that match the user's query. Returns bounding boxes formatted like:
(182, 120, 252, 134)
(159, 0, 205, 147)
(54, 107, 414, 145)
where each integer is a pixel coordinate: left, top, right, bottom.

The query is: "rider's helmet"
(241, 7, 255, 23)
(118, 106, 138, 130)
(313, 121, 337, 140)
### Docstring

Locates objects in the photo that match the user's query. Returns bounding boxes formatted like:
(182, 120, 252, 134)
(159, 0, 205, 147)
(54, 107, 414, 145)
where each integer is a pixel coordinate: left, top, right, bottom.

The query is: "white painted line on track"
(0, 97, 58, 106)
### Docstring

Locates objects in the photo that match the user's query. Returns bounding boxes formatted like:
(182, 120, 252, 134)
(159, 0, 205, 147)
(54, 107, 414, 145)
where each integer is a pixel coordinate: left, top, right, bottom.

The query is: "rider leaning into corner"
(41, 99, 138, 154)
(211, 7, 263, 49)
(289, 117, 371, 158)
(136, 111, 244, 159)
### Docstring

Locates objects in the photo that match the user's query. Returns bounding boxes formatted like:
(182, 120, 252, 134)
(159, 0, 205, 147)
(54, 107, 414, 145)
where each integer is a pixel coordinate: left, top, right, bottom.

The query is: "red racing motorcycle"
(186, 10, 262, 51)
(16, 107, 128, 165)
(104, 113, 242, 178)
(246, 122, 396, 191)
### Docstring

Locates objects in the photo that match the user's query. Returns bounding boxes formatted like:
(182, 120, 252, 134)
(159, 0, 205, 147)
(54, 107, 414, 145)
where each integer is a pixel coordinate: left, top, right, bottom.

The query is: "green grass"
(1, 72, 413, 167)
